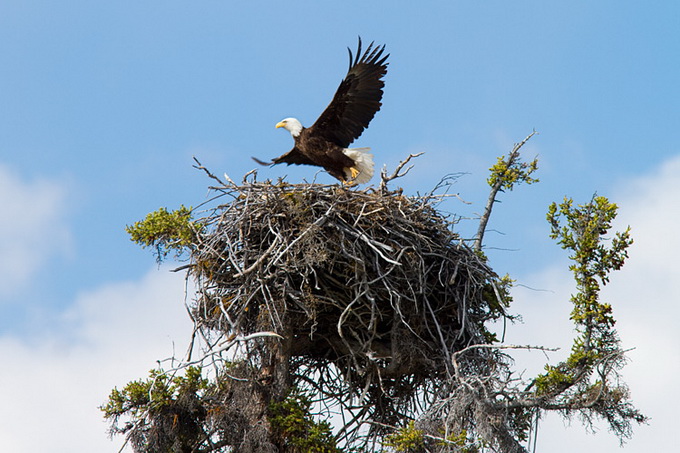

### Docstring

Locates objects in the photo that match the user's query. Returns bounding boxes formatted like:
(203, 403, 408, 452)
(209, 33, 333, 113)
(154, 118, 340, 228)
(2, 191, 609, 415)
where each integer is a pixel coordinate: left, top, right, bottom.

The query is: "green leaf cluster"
(548, 195, 632, 337)
(548, 195, 632, 287)
(439, 429, 483, 453)
(269, 389, 341, 453)
(483, 273, 514, 314)
(102, 367, 208, 421)
(126, 205, 201, 261)
(101, 366, 212, 453)
(487, 154, 539, 191)
(537, 195, 632, 396)
(383, 421, 425, 452)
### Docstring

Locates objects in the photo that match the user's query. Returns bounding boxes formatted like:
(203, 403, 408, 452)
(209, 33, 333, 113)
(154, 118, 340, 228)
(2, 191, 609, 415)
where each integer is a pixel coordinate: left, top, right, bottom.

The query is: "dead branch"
(192, 156, 228, 186)
(474, 130, 538, 252)
(380, 152, 425, 193)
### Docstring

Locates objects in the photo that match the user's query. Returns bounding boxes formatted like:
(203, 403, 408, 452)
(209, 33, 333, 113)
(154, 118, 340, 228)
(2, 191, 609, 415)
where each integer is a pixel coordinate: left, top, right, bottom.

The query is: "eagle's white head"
(275, 117, 303, 138)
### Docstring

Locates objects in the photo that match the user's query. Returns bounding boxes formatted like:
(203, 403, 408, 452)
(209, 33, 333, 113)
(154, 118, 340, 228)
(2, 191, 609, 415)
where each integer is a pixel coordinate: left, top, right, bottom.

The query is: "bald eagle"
(253, 38, 389, 185)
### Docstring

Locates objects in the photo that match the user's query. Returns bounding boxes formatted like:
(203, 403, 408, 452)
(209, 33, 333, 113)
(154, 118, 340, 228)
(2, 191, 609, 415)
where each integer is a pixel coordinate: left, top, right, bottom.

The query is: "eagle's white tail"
(342, 147, 375, 184)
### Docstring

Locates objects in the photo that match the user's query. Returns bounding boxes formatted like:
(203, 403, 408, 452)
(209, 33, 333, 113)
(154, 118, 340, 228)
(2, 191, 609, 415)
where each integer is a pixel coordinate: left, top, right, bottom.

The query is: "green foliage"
(126, 205, 201, 261)
(547, 195, 632, 288)
(269, 389, 341, 453)
(537, 194, 632, 396)
(104, 369, 166, 419)
(438, 429, 484, 453)
(487, 153, 539, 191)
(383, 421, 425, 452)
(101, 367, 210, 452)
(475, 133, 539, 251)
(485, 273, 514, 313)
(534, 363, 575, 395)
(102, 367, 208, 420)
(547, 195, 632, 338)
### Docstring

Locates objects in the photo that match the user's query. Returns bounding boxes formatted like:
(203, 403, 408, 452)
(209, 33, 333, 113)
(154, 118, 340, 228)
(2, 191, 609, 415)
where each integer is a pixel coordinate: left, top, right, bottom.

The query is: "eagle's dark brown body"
(253, 38, 389, 184)
(279, 128, 356, 182)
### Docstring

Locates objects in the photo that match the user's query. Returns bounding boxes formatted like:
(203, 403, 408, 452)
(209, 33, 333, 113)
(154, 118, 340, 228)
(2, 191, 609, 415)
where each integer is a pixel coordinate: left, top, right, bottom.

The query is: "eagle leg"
(340, 167, 360, 187)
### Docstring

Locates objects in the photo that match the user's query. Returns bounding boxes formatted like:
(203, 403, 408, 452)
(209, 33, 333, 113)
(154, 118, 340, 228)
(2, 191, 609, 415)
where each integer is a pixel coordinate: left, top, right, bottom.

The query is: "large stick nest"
(188, 174, 508, 434)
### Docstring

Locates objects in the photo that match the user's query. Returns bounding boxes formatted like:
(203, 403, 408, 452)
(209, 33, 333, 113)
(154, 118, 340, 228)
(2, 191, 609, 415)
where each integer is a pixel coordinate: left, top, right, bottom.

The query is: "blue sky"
(1, 1, 678, 451)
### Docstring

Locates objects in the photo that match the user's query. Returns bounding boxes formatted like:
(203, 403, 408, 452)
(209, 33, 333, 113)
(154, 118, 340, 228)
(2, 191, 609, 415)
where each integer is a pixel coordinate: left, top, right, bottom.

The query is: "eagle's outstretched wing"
(308, 38, 389, 148)
(252, 147, 316, 167)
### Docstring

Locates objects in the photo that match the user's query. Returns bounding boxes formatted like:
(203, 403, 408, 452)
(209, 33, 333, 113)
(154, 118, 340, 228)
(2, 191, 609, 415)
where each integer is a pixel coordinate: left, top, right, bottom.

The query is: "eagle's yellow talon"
(349, 167, 360, 180)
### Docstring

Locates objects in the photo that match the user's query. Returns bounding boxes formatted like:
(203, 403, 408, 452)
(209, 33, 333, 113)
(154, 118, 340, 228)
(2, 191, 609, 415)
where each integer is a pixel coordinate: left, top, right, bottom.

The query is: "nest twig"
(182, 168, 509, 446)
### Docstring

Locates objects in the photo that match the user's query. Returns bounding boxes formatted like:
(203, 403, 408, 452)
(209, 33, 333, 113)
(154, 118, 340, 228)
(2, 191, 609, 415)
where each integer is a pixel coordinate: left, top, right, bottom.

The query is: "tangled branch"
(181, 172, 510, 448)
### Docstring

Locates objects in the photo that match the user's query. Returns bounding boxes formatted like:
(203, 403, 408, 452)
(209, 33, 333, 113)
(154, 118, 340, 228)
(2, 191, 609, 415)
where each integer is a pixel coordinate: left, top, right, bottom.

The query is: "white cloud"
(0, 164, 71, 298)
(0, 267, 192, 453)
(502, 155, 680, 452)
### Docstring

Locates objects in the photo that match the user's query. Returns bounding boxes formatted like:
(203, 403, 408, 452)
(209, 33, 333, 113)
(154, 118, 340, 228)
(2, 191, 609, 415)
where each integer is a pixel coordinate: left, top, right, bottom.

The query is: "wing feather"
(308, 38, 389, 148)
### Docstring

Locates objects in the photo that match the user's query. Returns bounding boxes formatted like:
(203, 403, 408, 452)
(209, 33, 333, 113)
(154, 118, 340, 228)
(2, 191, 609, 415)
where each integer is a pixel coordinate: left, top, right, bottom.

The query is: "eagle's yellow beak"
(275, 121, 286, 129)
